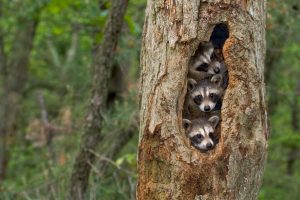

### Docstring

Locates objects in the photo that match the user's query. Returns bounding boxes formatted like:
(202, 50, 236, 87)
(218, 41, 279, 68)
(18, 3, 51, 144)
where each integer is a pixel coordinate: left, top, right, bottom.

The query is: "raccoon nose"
(214, 67, 220, 73)
(206, 143, 213, 149)
(204, 105, 211, 112)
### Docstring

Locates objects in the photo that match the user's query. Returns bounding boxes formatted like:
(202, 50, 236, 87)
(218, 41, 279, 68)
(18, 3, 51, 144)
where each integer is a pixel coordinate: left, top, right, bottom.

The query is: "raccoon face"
(193, 43, 214, 72)
(183, 116, 219, 151)
(194, 55, 225, 76)
(189, 75, 223, 112)
(191, 42, 227, 76)
(207, 60, 221, 74)
(208, 60, 227, 77)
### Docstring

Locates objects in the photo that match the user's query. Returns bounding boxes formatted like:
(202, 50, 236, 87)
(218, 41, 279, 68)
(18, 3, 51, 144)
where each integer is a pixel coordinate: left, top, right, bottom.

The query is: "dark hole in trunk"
(182, 23, 229, 153)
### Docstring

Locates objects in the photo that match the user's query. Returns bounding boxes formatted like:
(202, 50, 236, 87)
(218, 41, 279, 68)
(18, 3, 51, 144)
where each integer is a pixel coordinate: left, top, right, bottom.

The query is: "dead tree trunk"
(137, 1, 268, 200)
(68, 0, 128, 199)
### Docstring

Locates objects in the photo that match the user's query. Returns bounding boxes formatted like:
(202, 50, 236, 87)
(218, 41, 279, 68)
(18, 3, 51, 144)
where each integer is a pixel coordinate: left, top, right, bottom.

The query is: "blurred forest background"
(0, 0, 299, 199)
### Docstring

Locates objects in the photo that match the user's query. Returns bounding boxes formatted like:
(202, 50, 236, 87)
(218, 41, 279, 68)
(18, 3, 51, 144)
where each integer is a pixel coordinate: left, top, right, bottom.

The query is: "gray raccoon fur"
(183, 116, 220, 151)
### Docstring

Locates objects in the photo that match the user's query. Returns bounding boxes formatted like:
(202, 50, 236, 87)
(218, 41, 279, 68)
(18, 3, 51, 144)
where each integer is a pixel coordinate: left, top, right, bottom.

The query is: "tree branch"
(0, 0, 6, 76)
(64, 29, 79, 67)
(96, 113, 138, 176)
(36, 91, 55, 161)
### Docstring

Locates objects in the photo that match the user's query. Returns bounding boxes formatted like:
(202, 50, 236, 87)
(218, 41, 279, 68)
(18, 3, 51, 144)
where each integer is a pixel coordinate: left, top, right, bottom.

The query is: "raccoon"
(191, 42, 214, 72)
(188, 42, 214, 81)
(208, 60, 228, 91)
(207, 60, 227, 76)
(187, 75, 224, 118)
(183, 79, 198, 118)
(189, 42, 227, 82)
(184, 78, 222, 118)
(183, 116, 220, 151)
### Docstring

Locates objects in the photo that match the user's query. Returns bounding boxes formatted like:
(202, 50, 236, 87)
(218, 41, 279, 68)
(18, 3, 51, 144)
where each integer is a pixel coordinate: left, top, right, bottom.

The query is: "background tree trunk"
(68, 0, 128, 199)
(286, 79, 300, 175)
(0, 3, 40, 181)
(137, 1, 268, 200)
(96, 114, 138, 176)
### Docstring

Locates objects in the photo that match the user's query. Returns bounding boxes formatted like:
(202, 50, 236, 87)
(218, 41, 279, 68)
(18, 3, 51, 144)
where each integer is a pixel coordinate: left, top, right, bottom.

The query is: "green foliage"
(0, 0, 144, 199)
(1, 0, 300, 199)
(260, 1, 300, 200)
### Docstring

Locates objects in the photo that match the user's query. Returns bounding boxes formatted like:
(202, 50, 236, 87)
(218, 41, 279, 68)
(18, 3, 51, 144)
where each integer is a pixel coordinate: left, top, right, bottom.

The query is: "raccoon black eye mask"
(183, 116, 220, 151)
(189, 74, 224, 113)
(183, 39, 228, 152)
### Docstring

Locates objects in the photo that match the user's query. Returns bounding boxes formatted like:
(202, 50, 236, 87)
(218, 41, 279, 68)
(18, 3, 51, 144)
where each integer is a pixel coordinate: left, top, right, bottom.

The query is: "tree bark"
(68, 0, 128, 199)
(137, 1, 268, 200)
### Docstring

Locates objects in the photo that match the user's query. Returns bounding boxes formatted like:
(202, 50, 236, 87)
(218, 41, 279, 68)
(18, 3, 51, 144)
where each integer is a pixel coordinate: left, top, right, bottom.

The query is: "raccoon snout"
(206, 143, 213, 149)
(204, 105, 211, 112)
(214, 67, 220, 73)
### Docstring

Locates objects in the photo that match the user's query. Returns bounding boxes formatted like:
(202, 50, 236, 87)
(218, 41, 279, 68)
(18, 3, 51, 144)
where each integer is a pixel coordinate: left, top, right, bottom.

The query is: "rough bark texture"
(68, 0, 128, 199)
(137, 1, 268, 200)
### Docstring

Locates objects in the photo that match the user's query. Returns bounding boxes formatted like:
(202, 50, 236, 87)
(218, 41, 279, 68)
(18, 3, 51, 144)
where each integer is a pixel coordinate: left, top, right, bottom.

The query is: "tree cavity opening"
(182, 23, 229, 153)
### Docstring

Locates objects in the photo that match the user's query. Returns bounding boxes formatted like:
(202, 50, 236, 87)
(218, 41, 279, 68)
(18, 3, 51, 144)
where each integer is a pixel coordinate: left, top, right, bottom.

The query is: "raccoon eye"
(197, 134, 203, 139)
(209, 93, 215, 98)
(196, 95, 203, 100)
(200, 63, 208, 68)
(194, 95, 203, 105)
(196, 63, 208, 71)
(209, 132, 214, 137)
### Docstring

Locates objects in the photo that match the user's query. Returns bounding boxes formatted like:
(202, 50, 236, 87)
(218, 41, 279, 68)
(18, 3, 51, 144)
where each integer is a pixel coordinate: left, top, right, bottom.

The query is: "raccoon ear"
(208, 116, 220, 128)
(183, 119, 192, 130)
(187, 79, 197, 91)
(211, 74, 223, 86)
